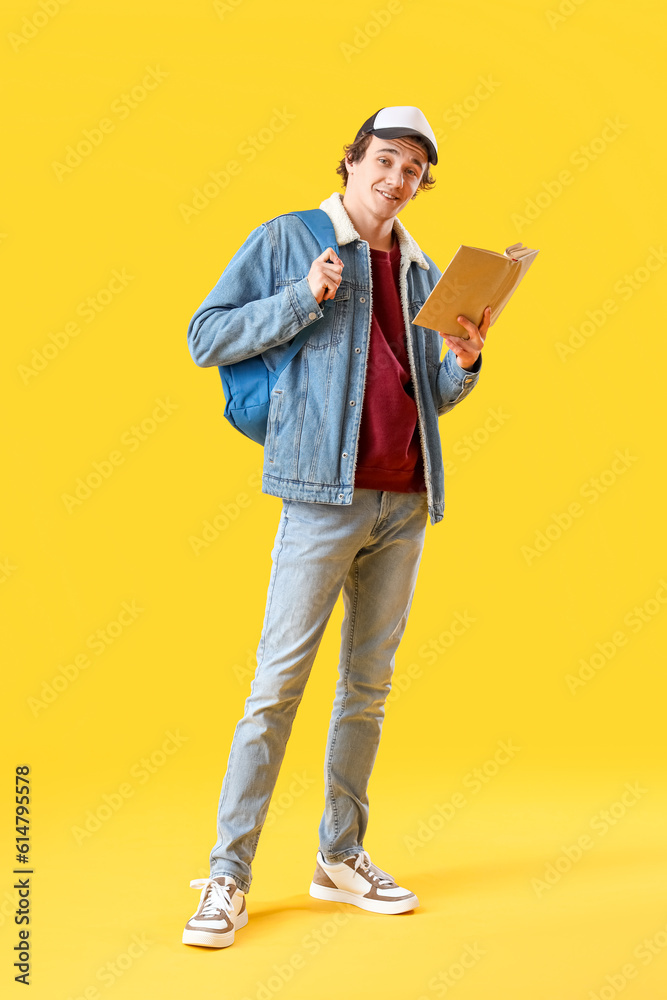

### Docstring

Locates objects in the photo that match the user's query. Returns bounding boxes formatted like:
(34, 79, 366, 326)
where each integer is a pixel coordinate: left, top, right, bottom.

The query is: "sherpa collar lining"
(318, 191, 429, 270)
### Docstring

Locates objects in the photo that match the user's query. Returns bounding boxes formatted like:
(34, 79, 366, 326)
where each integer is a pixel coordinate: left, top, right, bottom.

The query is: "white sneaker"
(182, 875, 248, 948)
(309, 849, 419, 914)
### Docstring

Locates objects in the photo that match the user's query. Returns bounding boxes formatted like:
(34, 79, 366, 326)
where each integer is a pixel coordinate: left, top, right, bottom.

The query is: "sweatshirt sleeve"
(187, 223, 325, 368)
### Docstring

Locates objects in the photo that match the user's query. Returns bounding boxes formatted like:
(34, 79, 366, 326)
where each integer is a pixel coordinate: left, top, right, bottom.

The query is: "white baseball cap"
(354, 106, 438, 165)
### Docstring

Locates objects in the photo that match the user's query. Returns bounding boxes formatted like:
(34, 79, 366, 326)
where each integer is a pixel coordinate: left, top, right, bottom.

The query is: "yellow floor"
(17, 767, 667, 1000)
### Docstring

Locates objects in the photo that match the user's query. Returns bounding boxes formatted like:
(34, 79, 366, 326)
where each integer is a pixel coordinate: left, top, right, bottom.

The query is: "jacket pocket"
(266, 389, 283, 464)
(305, 281, 351, 350)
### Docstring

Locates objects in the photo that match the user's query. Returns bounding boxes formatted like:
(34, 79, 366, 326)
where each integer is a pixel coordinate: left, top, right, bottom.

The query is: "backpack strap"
(290, 208, 340, 259)
(269, 209, 340, 381)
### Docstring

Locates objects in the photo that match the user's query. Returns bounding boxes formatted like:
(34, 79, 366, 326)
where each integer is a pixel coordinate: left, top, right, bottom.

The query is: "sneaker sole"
(309, 881, 418, 914)
(182, 908, 248, 948)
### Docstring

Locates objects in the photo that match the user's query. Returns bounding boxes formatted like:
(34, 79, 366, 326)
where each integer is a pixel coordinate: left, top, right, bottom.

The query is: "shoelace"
(352, 850, 393, 886)
(189, 878, 234, 918)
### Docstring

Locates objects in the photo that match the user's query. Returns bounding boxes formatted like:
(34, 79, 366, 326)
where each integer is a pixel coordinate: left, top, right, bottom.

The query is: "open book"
(412, 242, 539, 339)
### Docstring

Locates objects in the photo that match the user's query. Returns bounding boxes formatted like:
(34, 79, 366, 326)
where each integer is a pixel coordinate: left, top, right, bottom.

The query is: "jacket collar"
(318, 191, 430, 270)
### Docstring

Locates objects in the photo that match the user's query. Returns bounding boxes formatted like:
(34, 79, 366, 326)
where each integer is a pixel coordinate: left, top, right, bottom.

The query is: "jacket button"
(339, 493, 344, 499)
(359, 297, 366, 303)
(355, 347, 361, 353)
(349, 400, 355, 406)
(308, 311, 317, 320)
(342, 452, 348, 458)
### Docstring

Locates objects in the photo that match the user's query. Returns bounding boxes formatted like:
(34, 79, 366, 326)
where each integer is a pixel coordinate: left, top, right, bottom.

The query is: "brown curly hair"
(336, 131, 436, 198)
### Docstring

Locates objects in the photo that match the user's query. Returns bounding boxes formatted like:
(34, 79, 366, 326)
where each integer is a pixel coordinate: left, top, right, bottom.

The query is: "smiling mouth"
(377, 189, 399, 201)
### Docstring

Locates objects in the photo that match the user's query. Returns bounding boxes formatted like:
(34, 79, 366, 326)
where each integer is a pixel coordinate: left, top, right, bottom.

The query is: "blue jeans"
(209, 488, 428, 892)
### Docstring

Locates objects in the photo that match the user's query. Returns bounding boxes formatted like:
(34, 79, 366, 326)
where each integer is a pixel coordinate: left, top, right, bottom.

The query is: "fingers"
(320, 262, 343, 281)
(443, 335, 473, 358)
(320, 264, 343, 300)
(455, 307, 490, 345)
(310, 249, 344, 302)
(309, 268, 341, 303)
(455, 314, 477, 340)
(319, 247, 343, 267)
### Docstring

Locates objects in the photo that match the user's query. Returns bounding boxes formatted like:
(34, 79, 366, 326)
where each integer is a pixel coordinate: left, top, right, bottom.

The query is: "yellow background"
(2, 0, 666, 997)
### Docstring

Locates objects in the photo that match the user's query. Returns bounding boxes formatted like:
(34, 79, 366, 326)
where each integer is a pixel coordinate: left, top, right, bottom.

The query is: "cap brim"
(369, 126, 438, 166)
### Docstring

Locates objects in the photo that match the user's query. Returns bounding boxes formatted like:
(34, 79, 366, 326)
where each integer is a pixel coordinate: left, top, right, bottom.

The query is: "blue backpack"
(218, 209, 340, 446)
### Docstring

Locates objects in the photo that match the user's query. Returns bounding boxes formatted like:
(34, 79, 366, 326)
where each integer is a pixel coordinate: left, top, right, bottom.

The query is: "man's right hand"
(307, 248, 344, 304)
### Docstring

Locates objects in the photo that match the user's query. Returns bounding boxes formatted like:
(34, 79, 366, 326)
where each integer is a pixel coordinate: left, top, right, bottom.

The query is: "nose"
(385, 166, 404, 190)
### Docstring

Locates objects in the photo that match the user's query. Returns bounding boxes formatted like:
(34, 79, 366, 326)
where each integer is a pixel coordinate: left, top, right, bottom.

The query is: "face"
(345, 134, 429, 219)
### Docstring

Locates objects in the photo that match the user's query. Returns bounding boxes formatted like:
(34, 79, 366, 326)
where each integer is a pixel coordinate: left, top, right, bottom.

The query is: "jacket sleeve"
(187, 223, 324, 368)
(435, 349, 482, 416)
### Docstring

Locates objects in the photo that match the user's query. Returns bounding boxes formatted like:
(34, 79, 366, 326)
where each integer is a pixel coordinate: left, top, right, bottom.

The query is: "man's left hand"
(441, 305, 490, 370)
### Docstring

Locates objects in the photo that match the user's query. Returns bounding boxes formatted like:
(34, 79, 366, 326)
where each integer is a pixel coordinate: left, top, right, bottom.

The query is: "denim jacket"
(187, 191, 482, 525)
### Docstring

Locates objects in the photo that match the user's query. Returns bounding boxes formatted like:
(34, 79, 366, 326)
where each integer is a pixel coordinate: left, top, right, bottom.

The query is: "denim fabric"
(209, 489, 428, 892)
(187, 191, 482, 525)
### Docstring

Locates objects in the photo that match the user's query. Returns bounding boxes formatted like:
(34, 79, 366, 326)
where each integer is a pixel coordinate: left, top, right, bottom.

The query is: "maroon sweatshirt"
(354, 235, 426, 494)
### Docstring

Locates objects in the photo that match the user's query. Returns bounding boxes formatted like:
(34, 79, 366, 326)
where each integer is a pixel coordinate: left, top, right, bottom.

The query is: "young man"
(184, 106, 489, 949)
